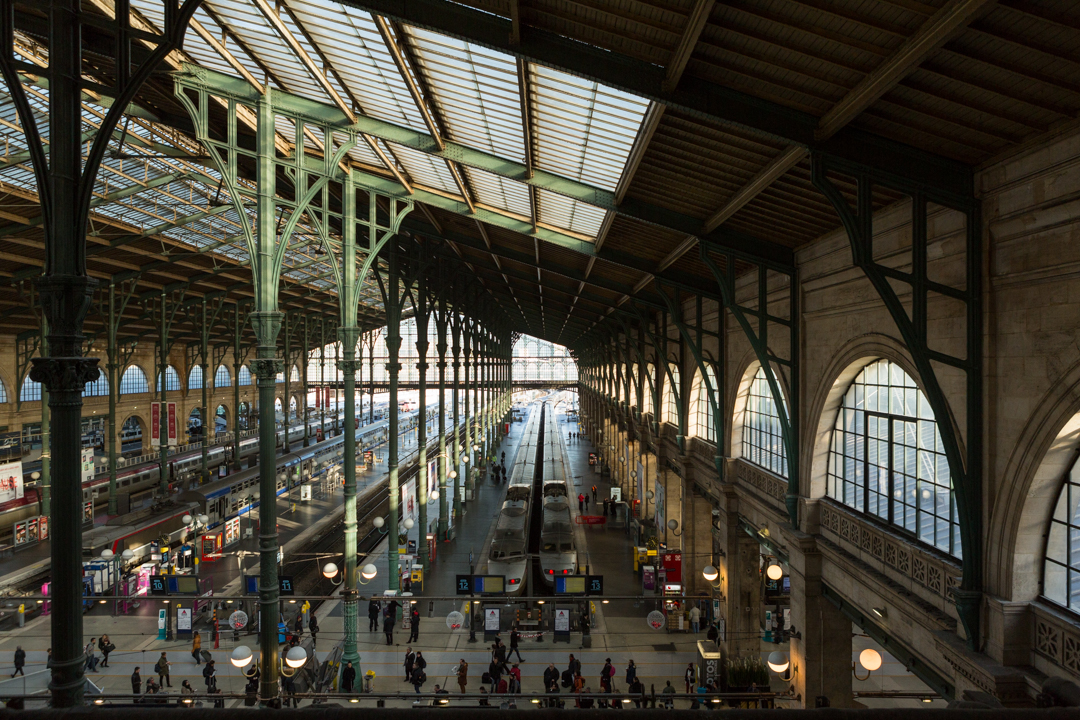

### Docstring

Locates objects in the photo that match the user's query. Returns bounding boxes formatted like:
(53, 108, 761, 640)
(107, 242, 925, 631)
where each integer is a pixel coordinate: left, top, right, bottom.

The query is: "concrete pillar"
(719, 514, 761, 662)
(684, 483, 714, 595)
(782, 527, 853, 708)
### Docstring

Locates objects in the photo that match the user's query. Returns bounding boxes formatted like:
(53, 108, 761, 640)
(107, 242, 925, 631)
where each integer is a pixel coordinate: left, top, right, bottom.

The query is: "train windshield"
(491, 542, 522, 559)
(542, 540, 557, 552)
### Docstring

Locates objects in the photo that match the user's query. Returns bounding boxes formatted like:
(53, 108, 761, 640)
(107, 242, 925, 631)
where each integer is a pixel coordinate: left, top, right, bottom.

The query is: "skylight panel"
(536, 189, 606, 239)
(400, 26, 525, 164)
(529, 64, 648, 192)
(386, 142, 458, 195)
(283, 1, 429, 134)
(463, 166, 531, 219)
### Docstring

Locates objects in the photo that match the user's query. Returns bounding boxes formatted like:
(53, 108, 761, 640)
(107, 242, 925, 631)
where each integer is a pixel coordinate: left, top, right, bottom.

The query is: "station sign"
(150, 575, 201, 595)
(455, 574, 506, 595)
(554, 574, 604, 596)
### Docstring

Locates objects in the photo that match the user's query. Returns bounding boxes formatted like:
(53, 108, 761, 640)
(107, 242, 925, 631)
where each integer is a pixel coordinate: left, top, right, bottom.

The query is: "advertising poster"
(84, 500, 94, 524)
(401, 478, 417, 521)
(151, 402, 161, 444)
(225, 517, 240, 546)
(636, 461, 644, 505)
(654, 478, 665, 531)
(484, 608, 501, 632)
(27, 518, 37, 542)
(0, 461, 23, 504)
(38, 516, 48, 541)
(177, 606, 192, 631)
(662, 551, 682, 583)
(167, 402, 178, 447)
(554, 608, 571, 632)
(13, 521, 26, 545)
(300, 484, 311, 501)
(82, 448, 95, 485)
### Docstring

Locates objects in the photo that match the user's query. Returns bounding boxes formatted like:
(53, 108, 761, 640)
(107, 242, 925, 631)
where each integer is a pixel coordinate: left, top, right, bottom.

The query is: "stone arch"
(213, 403, 229, 435)
(0, 369, 12, 403)
(120, 413, 147, 453)
(728, 348, 792, 461)
(988, 357, 1080, 602)
(803, 334, 924, 502)
(119, 363, 151, 395)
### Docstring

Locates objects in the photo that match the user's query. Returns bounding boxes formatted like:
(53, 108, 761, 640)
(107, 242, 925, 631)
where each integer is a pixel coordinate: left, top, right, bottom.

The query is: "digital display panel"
(555, 576, 586, 594)
(474, 575, 504, 594)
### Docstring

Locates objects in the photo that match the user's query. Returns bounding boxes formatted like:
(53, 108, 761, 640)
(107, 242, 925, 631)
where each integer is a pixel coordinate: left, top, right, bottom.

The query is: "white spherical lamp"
(372, 516, 385, 529)
(322, 562, 339, 580)
(403, 518, 415, 530)
(449, 471, 457, 480)
(182, 514, 193, 526)
(230, 646, 253, 668)
(702, 565, 719, 582)
(100, 549, 114, 560)
(766, 563, 784, 581)
(667, 519, 678, 531)
(285, 646, 307, 669)
(859, 648, 882, 672)
(361, 563, 378, 580)
(121, 549, 134, 562)
(429, 490, 440, 500)
(767, 651, 789, 674)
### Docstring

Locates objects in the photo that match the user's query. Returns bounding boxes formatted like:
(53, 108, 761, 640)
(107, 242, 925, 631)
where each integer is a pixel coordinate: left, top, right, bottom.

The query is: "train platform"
(0, 404, 710, 708)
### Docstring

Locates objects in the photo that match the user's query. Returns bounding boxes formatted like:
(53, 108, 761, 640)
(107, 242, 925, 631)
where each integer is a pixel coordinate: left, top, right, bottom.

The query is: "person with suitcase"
(203, 659, 217, 692)
(191, 632, 202, 666)
(84, 639, 99, 673)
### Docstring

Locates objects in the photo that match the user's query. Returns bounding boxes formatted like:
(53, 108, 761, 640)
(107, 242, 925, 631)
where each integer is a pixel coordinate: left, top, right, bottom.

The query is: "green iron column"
(232, 305, 244, 471)
(462, 317, 473, 501)
(157, 295, 169, 496)
(302, 317, 310, 447)
(337, 327, 362, 674)
(368, 332, 376, 424)
(384, 253, 403, 591)
(283, 314, 291, 453)
(106, 288, 118, 515)
(39, 318, 51, 518)
(435, 296, 449, 540)
(414, 273, 430, 568)
(450, 312, 462, 526)
(320, 325, 327, 441)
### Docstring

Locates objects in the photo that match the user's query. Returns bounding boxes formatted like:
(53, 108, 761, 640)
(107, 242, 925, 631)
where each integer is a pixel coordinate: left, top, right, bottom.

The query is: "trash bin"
(365, 670, 376, 693)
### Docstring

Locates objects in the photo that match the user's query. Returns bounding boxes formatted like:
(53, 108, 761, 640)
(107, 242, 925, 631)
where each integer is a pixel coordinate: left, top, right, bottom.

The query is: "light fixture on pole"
(766, 561, 784, 581)
(360, 563, 378, 585)
(230, 646, 253, 669)
(283, 646, 307, 675)
(667, 519, 682, 537)
(322, 562, 343, 586)
(372, 516, 387, 535)
(853, 648, 881, 680)
(403, 518, 415, 531)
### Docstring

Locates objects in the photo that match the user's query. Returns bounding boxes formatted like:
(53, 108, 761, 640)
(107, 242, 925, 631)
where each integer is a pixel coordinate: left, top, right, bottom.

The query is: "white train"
(539, 403, 577, 583)
(487, 406, 542, 595)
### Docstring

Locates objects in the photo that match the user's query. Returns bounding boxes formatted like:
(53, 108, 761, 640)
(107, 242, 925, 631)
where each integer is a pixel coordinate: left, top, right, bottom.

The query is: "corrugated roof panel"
(401, 25, 526, 163)
(536, 188, 605, 239)
(463, 166, 532, 219)
(529, 64, 649, 192)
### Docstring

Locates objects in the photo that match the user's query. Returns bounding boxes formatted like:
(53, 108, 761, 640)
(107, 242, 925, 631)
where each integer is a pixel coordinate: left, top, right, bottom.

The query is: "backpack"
(607, 665, 616, 678)
(497, 679, 507, 694)
(415, 670, 426, 685)
(561, 669, 573, 688)
(155, 660, 166, 674)
(481, 672, 492, 684)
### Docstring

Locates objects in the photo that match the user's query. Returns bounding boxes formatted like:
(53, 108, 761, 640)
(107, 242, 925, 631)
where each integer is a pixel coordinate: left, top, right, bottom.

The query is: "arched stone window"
(689, 366, 718, 444)
(83, 374, 109, 398)
(742, 366, 788, 477)
(188, 365, 204, 390)
(291, 365, 301, 383)
(827, 358, 959, 558)
(157, 366, 181, 392)
(1044, 452, 1080, 612)
(641, 363, 655, 417)
(214, 364, 232, 388)
(20, 374, 40, 402)
(238, 365, 252, 386)
(120, 365, 149, 395)
(0, 376, 7, 403)
(661, 364, 680, 426)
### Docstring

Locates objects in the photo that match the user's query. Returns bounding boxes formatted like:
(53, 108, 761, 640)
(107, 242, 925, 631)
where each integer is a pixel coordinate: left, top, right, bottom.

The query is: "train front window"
(542, 540, 557, 552)
(561, 542, 573, 553)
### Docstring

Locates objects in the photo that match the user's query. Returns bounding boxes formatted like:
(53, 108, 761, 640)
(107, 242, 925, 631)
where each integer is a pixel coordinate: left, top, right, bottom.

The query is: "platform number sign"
(149, 576, 169, 596)
(455, 575, 473, 595)
(587, 575, 604, 596)
(279, 576, 295, 596)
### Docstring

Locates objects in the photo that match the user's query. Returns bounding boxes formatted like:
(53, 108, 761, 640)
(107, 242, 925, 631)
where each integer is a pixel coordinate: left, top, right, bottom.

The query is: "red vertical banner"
(167, 402, 178, 446)
(151, 402, 161, 444)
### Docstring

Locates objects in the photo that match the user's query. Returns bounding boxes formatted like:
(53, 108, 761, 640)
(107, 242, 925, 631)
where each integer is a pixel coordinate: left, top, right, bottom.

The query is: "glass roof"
(1, 0, 654, 310)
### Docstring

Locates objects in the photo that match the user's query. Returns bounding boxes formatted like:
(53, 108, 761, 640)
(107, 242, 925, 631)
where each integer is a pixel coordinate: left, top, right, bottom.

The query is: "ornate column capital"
(30, 357, 100, 395)
(250, 358, 283, 381)
(337, 359, 362, 376)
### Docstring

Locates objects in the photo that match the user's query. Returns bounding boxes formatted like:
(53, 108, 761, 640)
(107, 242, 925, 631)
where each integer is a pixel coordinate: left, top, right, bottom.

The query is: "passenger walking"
(410, 664, 426, 694)
(293, 612, 304, 640)
(408, 607, 420, 642)
(591, 484, 598, 502)
(684, 662, 695, 694)
(456, 658, 469, 694)
(625, 660, 637, 685)
(342, 661, 356, 693)
(509, 626, 524, 661)
(689, 604, 701, 634)
(84, 639, 99, 673)
(368, 599, 381, 631)
(584, 494, 589, 512)
(544, 663, 560, 691)
(131, 667, 141, 701)
(11, 646, 24, 677)
(99, 635, 114, 667)
(600, 658, 614, 692)
(156, 652, 172, 687)
(602, 498, 610, 516)
(404, 647, 416, 681)
(508, 663, 522, 693)
(578, 493, 585, 512)
(191, 631, 203, 665)
(384, 608, 396, 645)
(706, 622, 719, 648)
(202, 660, 217, 691)
(309, 613, 319, 648)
